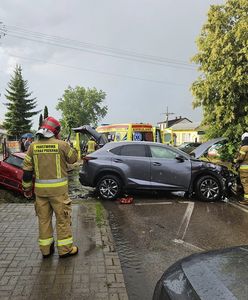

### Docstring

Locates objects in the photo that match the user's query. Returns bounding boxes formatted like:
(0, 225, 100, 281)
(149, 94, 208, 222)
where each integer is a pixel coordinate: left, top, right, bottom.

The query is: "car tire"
(96, 175, 122, 200)
(195, 175, 221, 202)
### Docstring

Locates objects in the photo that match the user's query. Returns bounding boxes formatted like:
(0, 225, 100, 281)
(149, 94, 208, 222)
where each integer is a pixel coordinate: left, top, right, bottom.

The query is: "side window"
(150, 145, 177, 159)
(120, 144, 147, 157)
(109, 146, 122, 155)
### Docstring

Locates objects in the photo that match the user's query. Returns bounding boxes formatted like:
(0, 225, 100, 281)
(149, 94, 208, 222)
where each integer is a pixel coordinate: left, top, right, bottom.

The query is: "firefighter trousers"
(240, 170, 248, 200)
(35, 193, 74, 256)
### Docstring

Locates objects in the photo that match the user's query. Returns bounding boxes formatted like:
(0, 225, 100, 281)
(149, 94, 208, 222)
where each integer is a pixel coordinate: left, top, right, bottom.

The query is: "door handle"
(152, 162, 161, 166)
(113, 159, 123, 163)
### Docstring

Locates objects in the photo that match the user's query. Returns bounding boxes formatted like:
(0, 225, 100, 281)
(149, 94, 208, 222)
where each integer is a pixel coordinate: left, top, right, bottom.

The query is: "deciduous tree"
(191, 0, 248, 159)
(56, 86, 108, 135)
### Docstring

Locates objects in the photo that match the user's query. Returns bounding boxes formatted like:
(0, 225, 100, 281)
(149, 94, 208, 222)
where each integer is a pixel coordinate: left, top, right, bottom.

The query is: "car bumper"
(79, 170, 92, 187)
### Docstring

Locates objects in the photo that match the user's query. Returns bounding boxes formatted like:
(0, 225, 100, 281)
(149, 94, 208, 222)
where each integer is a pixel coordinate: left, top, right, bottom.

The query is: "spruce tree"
(39, 114, 43, 129)
(4, 65, 40, 137)
(44, 106, 48, 119)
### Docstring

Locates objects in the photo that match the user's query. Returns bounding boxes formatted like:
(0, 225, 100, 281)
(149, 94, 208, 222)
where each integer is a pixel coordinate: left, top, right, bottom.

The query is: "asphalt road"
(102, 192, 248, 300)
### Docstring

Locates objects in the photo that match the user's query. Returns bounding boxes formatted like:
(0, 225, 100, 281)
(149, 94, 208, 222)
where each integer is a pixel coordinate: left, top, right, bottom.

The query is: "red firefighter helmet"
(41, 117, 61, 136)
(36, 117, 61, 138)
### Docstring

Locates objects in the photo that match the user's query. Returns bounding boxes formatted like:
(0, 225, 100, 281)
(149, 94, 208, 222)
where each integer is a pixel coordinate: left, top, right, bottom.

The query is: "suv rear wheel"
(96, 175, 122, 200)
(195, 175, 221, 201)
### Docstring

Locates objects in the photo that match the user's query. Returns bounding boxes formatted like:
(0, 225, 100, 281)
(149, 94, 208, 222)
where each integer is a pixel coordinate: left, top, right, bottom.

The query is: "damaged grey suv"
(79, 141, 234, 201)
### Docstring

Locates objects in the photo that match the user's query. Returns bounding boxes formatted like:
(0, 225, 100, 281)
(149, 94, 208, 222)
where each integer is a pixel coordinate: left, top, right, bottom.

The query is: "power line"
(6, 24, 194, 67)
(0, 23, 197, 71)
(7, 52, 187, 86)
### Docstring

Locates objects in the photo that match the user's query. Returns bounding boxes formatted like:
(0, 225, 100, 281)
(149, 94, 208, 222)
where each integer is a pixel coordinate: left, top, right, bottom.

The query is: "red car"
(0, 152, 26, 194)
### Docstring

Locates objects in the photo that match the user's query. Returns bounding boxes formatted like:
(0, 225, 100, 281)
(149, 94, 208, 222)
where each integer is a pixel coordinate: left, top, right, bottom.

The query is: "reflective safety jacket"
(87, 140, 96, 153)
(22, 137, 78, 196)
(235, 145, 248, 172)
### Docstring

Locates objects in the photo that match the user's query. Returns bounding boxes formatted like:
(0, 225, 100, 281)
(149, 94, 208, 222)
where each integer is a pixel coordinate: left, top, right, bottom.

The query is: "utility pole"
(162, 106, 174, 128)
(0, 22, 6, 39)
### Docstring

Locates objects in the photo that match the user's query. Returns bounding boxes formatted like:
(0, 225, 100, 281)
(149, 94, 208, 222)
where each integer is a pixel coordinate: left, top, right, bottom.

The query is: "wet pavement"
(102, 192, 248, 300)
(0, 165, 247, 300)
(0, 168, 128, 300)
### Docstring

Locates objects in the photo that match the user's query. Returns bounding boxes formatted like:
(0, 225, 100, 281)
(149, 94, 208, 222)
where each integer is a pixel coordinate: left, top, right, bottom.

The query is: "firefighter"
(234, 132, 248, 205)
(86, 137, 96, 154)
(22, 117, 79, 258)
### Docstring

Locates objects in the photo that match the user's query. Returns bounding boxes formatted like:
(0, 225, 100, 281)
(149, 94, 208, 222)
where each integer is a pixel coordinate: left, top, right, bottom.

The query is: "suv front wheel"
(195, 175, 221, 202)
(96, 175, 122, 200)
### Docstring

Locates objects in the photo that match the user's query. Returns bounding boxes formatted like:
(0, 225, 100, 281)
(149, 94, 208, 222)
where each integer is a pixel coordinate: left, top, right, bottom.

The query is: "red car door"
(0, 154, 24, 193)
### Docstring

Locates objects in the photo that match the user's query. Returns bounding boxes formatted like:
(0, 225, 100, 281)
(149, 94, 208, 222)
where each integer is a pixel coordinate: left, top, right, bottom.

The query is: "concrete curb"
(96, 219, 129, 300)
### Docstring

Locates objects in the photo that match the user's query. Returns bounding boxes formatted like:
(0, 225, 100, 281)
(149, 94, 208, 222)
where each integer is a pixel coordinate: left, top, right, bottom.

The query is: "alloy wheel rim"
(200, 178, 219, 200)
(99, 179, 118, 199)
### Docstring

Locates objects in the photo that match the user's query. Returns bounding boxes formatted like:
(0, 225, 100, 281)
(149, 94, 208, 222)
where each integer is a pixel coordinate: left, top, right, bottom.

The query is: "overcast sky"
(0, 0, 224, 129)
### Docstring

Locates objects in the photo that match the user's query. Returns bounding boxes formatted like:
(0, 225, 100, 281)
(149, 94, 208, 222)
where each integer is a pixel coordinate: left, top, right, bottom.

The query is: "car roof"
(103, 141, 164, 148)
(99, 141, 191, 157)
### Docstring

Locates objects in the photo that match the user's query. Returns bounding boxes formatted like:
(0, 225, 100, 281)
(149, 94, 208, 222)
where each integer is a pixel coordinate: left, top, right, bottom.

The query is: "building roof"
(158, 117, 192, 127)
(171, 122, 204, 131)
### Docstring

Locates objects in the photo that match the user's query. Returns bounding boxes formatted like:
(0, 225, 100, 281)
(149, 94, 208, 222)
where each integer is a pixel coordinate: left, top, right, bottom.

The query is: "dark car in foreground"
(79, 141, 234, 201)
(153, 245, 248, 300)
(0, 152, 25, 194)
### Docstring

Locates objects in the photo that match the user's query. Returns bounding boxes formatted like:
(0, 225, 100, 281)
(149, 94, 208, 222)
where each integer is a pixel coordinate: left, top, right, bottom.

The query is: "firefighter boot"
(43, 242, 55, 258)
(59, 246, 79, 258)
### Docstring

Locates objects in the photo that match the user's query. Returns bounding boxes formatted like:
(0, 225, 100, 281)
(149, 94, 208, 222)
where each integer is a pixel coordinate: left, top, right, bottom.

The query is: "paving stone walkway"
(0, 201, 128, 300)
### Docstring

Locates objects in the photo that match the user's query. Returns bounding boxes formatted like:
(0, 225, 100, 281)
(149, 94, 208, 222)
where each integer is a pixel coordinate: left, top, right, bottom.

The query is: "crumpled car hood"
(191, 137, 226, 159)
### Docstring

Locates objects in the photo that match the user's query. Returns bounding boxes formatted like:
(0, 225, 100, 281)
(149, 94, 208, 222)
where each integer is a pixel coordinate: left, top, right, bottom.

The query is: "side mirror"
(190, 152, 195, 158)
(175, 154, 185, 162)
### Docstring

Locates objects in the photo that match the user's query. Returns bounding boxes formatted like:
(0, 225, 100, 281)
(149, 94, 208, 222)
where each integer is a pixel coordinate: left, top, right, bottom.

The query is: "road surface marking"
(135, 201, 195, 206)
(173, 239, 204, 251)
(177, 202, 194, 240)
(229, 202, 248, 213)
(240, 247, 248, 252)
(134, 202, 173, 206)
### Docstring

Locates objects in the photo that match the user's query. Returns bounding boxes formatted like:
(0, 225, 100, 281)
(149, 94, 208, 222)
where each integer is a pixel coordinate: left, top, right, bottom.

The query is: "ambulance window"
(121, 133, 127, 141)
(115, 132, 121, 142)
(107, 133, 115, 142)
(144, 132, 153, 141)
(164, 133, 171, 143)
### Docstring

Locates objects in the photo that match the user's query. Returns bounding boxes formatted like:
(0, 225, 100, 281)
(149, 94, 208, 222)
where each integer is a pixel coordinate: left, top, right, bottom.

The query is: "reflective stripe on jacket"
(22, 137, 78, 196)
(236, 145, 248, 172)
